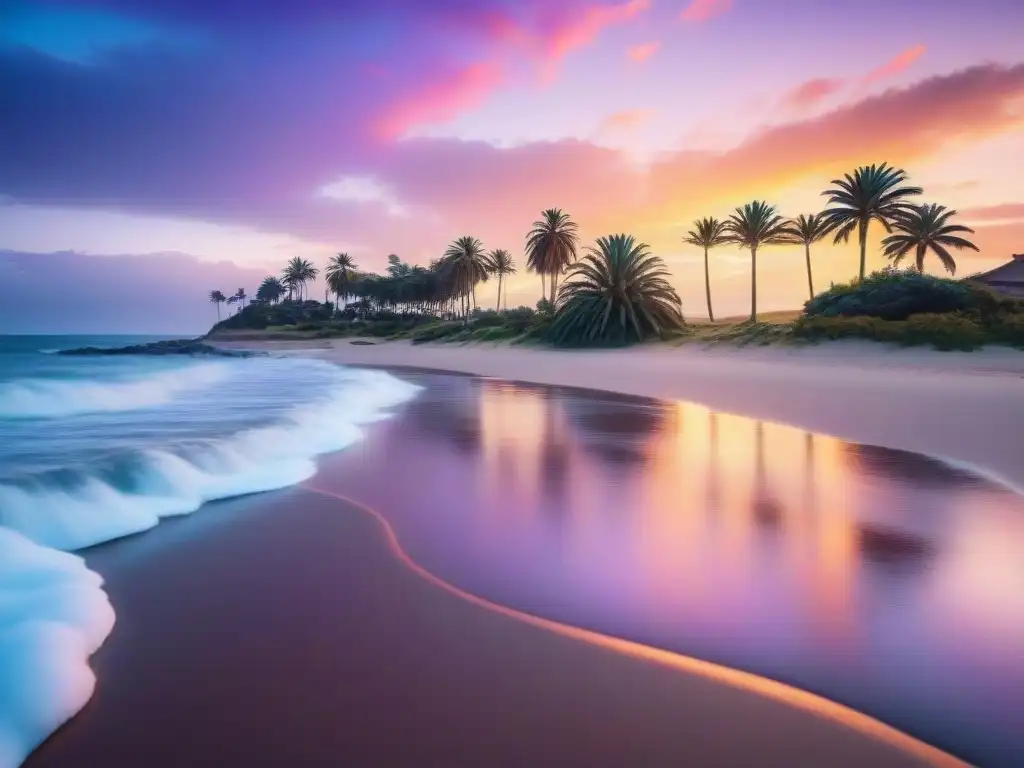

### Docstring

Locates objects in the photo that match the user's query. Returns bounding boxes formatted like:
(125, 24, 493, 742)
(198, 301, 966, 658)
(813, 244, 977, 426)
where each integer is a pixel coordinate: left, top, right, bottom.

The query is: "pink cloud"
(374, 61, 505, 139)
(961, 203, 1024, 222)
(627, 40, 661, 63)
(779, 77, 845, 111)
(543, 0, 651, 60)
(863, 44, 927, 85)
(680, 0, 733, 23)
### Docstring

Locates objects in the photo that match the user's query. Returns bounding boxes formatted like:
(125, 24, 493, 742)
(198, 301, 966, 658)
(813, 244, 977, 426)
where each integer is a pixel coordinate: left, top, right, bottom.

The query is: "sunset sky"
(2, 0, 1023, 331)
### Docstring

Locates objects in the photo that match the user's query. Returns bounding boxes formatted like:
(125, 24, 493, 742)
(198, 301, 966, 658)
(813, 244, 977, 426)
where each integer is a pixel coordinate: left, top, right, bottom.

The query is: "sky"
(1, 0, 1023, 332)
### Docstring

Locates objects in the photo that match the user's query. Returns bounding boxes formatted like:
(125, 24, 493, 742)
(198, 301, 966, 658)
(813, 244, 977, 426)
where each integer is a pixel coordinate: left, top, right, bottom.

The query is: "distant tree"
(326, 253, 358, 309)
(784, 213, 831, 300)
(683, 217, 728, 322)
(526, 208, 580, 303)
(209, 290, 227, 320)
(821, 163, 922, 281)
(724, 201, 792, 322)
(282, 257, 319, 301)
(488, 249, 516, 311)
(441, 236, 491, 321)
(256, 276, 286, 304)
(881, 204, 979, 275)
(226, 287, 247, 313)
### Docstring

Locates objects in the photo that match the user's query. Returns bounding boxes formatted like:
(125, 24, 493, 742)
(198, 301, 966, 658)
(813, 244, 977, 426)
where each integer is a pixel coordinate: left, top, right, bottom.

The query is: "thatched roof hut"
(970, 254, 1024, 299)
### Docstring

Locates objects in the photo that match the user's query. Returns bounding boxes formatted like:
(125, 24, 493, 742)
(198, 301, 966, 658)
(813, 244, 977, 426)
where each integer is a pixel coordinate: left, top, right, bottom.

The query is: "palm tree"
(488, 249, 516, 311)
(282, 257, 319, 301)
(233, 287, 247, 309)
(526, 208, 580, 303)
(820, 163, 923, 281)
(785, 213, 831, 300)
(724, 201, 791, 322)
(548, 233, 685, 346)
(683, 217, 728, 322)
(326, 253, 358, 309)
(208, 290, 226, 321)
(881, 204, 979, 275)
(256, 276, 285, 304)
(441, 236, 491, 320)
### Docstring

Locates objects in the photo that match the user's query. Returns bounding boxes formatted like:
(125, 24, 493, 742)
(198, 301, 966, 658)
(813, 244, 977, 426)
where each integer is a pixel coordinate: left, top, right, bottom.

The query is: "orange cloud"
(627, 40, 661, 63)
(597, 109, 655, 136)
(961, 203, 1024, 222)
(680, 0, 733, 23)
(375, 61, 504, 139)
(863, 44, 927, 85)
(779, 77, 845, 111)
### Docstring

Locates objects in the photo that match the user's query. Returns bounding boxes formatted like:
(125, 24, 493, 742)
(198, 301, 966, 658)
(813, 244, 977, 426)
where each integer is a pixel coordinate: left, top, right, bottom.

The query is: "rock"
(59, 339, 262, 358)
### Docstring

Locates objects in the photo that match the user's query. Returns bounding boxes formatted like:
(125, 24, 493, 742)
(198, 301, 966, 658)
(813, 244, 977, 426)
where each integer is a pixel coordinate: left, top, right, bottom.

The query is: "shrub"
(804, 269, 980, 321)
(794, 313, 987, 350)
(499, 306, 537, 332)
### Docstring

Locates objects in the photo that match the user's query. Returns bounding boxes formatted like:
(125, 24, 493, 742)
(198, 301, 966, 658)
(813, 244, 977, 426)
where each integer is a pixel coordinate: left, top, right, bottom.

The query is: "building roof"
(973, 254, 1024, 284)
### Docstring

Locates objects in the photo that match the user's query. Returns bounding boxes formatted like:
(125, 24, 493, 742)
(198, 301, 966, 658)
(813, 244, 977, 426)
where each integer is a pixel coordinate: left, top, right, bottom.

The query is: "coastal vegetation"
(207, 161, 1024, 351)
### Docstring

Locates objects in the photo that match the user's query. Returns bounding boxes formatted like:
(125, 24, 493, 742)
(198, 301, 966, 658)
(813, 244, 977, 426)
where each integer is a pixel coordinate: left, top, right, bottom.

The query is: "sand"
(219, 338, 1024, 490)
(28, 487, 957, 768)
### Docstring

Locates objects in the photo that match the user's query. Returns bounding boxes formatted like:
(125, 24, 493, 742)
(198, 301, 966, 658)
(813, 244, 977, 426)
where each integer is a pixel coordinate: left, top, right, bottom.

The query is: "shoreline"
(216, 338, 1024, 490)
(27, 486, 960, 768)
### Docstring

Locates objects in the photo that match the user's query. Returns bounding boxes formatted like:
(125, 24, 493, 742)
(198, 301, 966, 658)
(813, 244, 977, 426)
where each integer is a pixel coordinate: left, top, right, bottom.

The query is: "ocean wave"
(0, 363, 230, 419)
(0, 365, 420, 767)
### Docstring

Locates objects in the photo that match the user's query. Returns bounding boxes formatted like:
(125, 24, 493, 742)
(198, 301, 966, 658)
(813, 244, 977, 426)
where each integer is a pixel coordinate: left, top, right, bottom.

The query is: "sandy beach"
(218, 338, 1024, 490)
(27, 339, 1024, 767)
(27, 484, 957, 768)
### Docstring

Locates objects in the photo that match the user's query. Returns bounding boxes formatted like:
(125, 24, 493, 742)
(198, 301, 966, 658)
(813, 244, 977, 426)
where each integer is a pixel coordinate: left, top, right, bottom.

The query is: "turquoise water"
(0, 335, 418, 767)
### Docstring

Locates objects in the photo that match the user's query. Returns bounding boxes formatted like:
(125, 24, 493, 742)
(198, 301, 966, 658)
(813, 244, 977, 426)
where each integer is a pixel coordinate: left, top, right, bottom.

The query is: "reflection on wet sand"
(330, 373, 1024, 766)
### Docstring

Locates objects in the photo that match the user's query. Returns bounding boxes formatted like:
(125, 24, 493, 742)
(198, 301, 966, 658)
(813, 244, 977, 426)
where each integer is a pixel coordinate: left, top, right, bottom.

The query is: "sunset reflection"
(327, 373, 1024, 765)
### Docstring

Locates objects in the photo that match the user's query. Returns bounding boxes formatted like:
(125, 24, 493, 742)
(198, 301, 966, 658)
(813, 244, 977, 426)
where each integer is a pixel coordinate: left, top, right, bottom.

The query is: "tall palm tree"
(232, 287, 247, 309)
(488, 249, 516, 311)
(256, 276, 286, 304)
(208, 290, 226, 320)
(683, 217, 728, 322)
(785, 213, 831, 300)
(441, 236, 491, 320)
(526, 208, 580, 303)
(282, 257, 319, 301)
(724, 201, 792, 322)
(325, 252, 358, 309)
(881, 204, 979, 275)
(548, 234, 684, 346)
(820, 163, 923, 281)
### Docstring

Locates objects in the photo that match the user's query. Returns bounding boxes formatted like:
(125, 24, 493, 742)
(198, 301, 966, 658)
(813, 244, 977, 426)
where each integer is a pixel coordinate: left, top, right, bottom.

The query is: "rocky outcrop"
(59, 339, 261, 358)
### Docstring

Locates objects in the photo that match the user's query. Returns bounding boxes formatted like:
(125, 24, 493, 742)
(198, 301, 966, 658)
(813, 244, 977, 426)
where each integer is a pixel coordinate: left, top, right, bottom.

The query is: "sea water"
(0, 335, 418, 768)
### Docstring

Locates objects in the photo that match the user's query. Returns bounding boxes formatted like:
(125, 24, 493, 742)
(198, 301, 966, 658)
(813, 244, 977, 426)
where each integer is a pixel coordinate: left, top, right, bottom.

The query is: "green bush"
(804, 269, 982, 321)
(794, 313, 987, 350)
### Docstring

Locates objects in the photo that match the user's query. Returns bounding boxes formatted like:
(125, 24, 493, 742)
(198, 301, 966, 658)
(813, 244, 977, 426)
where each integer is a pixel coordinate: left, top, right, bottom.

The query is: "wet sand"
(217, 338, 1024, 490)
(27, 485, 956, 767)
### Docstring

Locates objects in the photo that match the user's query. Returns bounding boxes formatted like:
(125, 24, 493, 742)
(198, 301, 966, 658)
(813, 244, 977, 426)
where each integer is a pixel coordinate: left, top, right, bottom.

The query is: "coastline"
(215, 337, 1024, 490)
(27, 486, 958, 768)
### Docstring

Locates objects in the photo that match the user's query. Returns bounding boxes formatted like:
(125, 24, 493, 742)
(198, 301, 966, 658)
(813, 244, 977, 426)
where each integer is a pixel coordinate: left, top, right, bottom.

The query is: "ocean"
(0, 335, 418, 768)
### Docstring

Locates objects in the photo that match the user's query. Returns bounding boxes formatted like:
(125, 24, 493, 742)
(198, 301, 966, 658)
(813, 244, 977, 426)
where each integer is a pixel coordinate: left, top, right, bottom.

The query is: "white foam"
(0, 363, 230, 419)
(0, 366, 420, 766)
(0, 527, 115, 768)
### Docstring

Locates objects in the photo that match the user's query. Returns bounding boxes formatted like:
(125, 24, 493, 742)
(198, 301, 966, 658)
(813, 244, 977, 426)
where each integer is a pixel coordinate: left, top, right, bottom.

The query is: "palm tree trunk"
(496, 274, 503, 311)
(916, 245, 926, 272)
(216, 303, 221, 321)
(540, 274, 547, 303)
(858, 219, 868, 281)
(550, 272, 558, 305)
(750, 245, 758, 322)
(703, 247, 714, 322)
(503, 280, 507, 312)
(805, 243, 814, 300)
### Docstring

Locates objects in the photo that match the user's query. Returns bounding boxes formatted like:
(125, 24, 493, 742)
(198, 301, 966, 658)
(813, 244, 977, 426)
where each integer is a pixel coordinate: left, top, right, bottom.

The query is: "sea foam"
(0, 363, 229, 419)
(0, 363, 420, 767)
(0, 528, 115, 768)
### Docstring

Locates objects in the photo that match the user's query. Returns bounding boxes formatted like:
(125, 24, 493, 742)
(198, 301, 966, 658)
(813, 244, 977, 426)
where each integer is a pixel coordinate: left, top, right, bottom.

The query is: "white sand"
(217, 339, 1024, 491)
